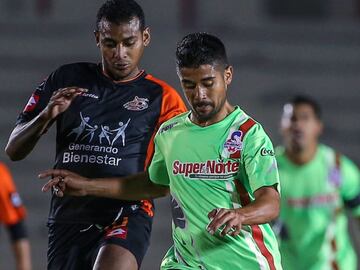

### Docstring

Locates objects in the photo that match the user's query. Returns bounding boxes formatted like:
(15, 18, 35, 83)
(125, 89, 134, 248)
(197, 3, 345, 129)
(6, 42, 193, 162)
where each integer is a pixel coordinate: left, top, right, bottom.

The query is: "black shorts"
(47, 211, 152, 270)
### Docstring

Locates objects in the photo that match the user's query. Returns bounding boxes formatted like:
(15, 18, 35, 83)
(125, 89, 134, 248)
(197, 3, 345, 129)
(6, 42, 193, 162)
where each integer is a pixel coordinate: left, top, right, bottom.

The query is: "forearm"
(237, 186, 280, 225)
(86, 172, 169, 200)
(5, 111, 52, 160)
(12, 239, 32, 270)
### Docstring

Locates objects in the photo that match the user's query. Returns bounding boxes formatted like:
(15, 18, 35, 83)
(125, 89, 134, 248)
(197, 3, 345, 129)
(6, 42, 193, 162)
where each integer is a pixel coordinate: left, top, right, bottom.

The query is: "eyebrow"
(181, 76, 216, 84)
(201, 76, 216, 81)
(101, 36, 137, 42)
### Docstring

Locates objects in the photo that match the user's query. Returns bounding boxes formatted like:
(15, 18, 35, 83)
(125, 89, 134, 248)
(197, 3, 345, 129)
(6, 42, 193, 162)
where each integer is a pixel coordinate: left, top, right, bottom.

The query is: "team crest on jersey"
(328, 167, 341, 187)
(123, 96, 149, 111)
(223, 130, 243, 154)
(23, 94, 39, 112)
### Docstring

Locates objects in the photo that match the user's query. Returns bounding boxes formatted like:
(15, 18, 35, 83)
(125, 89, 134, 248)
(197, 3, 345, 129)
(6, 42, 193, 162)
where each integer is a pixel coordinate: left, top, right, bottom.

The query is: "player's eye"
(183, 83, 196, 89)
(103, 41, 116, 48)
(203, 81, 214, 88)
(123, 38, 137, 47)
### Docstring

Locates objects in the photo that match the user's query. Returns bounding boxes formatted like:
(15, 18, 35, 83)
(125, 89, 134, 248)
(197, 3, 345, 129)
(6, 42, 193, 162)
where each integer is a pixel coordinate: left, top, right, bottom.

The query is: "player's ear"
(224, 66, 233, 86)
(143, 27, 151, 47)
(316, 120, 324, 137)
(94, 31, 100, 48)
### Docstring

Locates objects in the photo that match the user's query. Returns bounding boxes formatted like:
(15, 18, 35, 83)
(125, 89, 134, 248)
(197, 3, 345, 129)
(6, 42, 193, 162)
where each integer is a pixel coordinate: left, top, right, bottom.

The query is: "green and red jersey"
(276, 144, 360, 270)
(149, 107, 282, 270)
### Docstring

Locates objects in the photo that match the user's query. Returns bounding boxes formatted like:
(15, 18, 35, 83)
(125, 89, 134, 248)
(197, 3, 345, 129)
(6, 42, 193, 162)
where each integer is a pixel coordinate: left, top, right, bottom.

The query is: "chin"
(290, 142, 304, 153)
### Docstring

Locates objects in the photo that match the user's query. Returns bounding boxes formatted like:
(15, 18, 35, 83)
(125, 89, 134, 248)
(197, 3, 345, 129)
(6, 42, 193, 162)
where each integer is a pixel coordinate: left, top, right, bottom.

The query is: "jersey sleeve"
(0, 163, 26, 225)
(143, 74, 187, 168)
(16, 70, 60, 126)
(339, 156, 360, 216)
(148, 136, 170, 186)
(145, 74, 187, 124)
(242, 124, 280, 194)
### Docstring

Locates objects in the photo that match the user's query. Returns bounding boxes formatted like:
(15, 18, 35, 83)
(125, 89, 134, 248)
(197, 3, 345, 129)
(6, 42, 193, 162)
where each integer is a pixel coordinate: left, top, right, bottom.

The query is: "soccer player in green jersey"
(275, 95, 360, 270)
(39, 33, 282, 270)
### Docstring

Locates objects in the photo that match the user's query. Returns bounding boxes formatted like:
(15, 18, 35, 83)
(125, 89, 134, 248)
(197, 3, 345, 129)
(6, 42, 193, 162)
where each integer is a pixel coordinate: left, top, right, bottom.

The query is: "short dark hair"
(176, 32, 229, 69)
(289, 95, 322, 119)
(96, 0, 145, 31)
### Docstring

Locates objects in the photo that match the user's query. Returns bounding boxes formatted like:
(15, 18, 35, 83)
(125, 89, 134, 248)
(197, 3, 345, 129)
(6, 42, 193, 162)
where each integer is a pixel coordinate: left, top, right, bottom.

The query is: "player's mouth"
(195, 103, 213, 114)
(291, 130, 304, 141)
(114, 62, 130, 70)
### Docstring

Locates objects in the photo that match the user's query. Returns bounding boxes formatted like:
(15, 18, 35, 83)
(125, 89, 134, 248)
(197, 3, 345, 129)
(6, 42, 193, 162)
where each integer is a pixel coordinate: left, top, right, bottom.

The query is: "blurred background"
(0, 0, 359, 269)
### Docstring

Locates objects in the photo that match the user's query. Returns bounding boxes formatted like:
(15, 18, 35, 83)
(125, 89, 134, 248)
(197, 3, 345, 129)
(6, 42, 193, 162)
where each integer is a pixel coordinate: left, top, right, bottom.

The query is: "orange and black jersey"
(0, 162, 26, 226)
(16, 62, 187, 225)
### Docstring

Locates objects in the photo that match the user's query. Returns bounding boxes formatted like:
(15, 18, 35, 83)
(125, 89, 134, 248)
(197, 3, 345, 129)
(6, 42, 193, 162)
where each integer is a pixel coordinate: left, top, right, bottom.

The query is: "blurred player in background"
(39, 32, 283, 270)
(5, 0, 186, 269)
(0, 162, 32, 270)
(275, 95, 360, 270)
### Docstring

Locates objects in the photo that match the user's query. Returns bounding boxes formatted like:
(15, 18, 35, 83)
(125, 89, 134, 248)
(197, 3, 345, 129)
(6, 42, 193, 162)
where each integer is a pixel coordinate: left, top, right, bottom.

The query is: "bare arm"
(11, 239, 32, 270)
(39, 169, 169, 200)
(5, 87, 87, 161)
(206, 185, 280, 237)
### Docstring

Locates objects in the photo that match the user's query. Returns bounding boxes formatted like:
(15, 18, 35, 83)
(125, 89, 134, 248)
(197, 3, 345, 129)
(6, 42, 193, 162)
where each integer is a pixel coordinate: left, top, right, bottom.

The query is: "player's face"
(178, 64, 232, 124)
(281, 103, 323, 152)
(95, 18, 150, 81)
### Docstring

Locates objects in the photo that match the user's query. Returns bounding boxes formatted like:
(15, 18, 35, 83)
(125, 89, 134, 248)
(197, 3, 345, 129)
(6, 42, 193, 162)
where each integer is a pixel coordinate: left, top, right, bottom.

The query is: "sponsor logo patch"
(80, 93, 99, 99)
(260, 148, 275, 156)
(105, 218, 128, 239)
(23, 94, 39, 112)
(159, 122, 178, 134)
(123, 96, 149, 111)
(172, 160, 239, 180)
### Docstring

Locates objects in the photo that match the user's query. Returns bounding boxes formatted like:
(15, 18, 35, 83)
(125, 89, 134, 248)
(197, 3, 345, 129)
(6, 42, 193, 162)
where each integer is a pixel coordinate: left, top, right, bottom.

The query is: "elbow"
(269, 196, 281, 221)
(5, 145, 24, 161)
(159, 187, 170, 198)
(150, 186, 170, 199)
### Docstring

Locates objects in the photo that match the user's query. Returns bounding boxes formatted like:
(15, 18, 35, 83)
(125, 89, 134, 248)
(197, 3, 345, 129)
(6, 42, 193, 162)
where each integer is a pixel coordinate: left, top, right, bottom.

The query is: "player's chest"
(164, 129, 244, 182)
(57, 90, 160, 143)
(280, 166, 341, 209)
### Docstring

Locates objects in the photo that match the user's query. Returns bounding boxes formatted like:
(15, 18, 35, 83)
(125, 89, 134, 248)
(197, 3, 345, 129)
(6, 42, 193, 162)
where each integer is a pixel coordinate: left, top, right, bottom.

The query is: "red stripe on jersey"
(330, 237, 339, 270)
(252, 225, 276, 270)
(230, 118, 256, 159)
(330, 152, 340, 270)
(235, 179, 276, 270)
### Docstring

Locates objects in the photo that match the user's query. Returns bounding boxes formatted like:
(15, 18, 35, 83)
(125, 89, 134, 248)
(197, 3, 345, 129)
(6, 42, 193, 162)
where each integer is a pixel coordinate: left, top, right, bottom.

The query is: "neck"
(102, 66, 141, 82)
(191, 102, 235, 127)
(285, 143, 318, 165)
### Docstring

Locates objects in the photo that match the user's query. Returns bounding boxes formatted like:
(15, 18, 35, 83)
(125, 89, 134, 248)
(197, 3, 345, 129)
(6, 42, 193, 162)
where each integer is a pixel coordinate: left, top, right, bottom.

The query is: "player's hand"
(38, 169, 90, 197)
(41, 87, 88, 120)
(206, 208, 244, 237)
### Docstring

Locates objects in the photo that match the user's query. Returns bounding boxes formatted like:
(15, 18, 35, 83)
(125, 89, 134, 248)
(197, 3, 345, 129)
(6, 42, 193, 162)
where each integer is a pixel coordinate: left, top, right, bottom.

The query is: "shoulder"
(156, 112, 189, 136)
(55, 62, 97, 74)
(236, 110, 266, 141)
(144, 74, 181, 98)
(0, 162, 9, 172)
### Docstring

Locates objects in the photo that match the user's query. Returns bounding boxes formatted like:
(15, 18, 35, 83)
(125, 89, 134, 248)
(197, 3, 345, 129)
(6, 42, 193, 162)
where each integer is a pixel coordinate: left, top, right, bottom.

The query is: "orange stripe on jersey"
(140, 75, 187, 217)
(144, 74, 187, 169)
(0, 163, 26, 225)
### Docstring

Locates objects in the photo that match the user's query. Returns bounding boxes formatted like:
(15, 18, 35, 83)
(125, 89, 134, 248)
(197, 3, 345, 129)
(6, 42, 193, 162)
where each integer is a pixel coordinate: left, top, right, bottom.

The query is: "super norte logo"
(172, 160, 239, 180)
